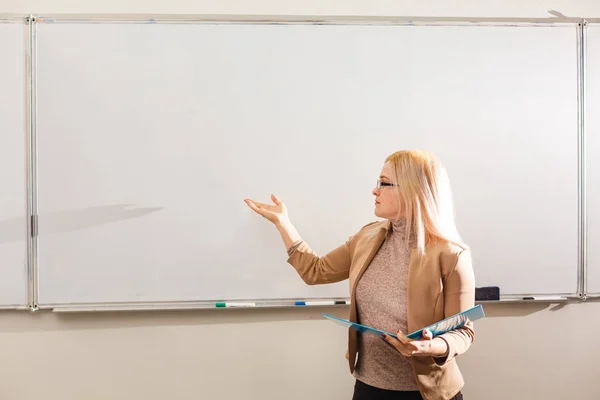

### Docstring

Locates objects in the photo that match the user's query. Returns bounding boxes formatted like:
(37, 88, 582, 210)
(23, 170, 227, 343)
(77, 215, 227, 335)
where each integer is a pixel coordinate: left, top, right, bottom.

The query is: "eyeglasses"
(376, 180, 398, 189)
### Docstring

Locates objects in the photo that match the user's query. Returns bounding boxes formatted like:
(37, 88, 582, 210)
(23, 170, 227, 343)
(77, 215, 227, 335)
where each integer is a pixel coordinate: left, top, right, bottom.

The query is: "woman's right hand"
(244, 194, 289, 227)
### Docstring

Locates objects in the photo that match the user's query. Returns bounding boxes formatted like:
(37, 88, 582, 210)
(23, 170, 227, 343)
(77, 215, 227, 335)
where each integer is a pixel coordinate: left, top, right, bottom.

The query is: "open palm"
(244, 194, 288, 225)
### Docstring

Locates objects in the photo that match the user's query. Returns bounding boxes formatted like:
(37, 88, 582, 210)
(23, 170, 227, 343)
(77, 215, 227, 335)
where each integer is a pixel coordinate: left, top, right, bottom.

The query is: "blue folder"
(323, 304, 485, 340)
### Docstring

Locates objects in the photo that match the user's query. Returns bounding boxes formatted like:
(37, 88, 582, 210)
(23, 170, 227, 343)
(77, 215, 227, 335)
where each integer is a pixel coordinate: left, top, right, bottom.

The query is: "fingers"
(271, 194, 282, 205)
(397, 328, 432, 342)
(245, 195, 282, 209)
(244, 199, 266, 215)
(421, 329, 433, 341)
(396, 330, 410, 344)
(382, 334, 402, 350)
(249, 200, 269, 209)
(245, 199, 267, 210)
(384, 329, 432, 358)
(382, 334, 410, 357)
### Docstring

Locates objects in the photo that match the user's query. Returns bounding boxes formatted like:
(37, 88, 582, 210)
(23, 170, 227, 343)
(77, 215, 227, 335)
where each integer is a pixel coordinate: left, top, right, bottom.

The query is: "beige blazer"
(287, 220, 475, 400)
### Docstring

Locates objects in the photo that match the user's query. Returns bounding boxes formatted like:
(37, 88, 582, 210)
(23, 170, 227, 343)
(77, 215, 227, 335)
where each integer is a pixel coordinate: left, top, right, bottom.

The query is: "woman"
(244, 150, 475, 400)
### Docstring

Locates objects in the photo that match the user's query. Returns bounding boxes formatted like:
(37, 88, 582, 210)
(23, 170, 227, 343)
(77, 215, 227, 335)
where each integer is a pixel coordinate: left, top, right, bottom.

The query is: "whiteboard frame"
(20, 15, 587, 310)
(26, 15, 39, 311)
(584, 22, 600, 299)
(48, 296, 574, 313)
(26, 14, 586, 25)
(578, 21, 588, 300)
(0, 17, 26, 23)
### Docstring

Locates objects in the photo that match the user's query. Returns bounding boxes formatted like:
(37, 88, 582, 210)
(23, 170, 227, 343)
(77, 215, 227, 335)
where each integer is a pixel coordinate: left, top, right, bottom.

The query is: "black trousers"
(352, 380, 463, 400)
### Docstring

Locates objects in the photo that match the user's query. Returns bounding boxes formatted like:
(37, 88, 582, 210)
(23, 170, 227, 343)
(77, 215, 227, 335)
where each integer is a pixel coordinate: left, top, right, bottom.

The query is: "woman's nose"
(372, 187, 380, 196)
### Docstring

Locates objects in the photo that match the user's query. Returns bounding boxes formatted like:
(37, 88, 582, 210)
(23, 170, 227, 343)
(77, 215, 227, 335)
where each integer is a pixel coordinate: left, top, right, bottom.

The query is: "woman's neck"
(391, 217, 407, 232)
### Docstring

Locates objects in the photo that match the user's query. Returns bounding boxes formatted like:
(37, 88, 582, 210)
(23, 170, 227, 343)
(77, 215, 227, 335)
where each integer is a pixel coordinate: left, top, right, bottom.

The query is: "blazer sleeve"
(286, 235, 355, 285)
(435, 247, 476, 365)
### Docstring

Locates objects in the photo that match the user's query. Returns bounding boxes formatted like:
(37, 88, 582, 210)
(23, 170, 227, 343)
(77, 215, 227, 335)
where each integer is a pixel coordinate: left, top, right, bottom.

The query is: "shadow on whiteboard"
(0, 204, 164, 244)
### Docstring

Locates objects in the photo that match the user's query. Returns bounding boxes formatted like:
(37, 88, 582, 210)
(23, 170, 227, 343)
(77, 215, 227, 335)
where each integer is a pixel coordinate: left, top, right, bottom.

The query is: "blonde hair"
(385, 150, 463, 254)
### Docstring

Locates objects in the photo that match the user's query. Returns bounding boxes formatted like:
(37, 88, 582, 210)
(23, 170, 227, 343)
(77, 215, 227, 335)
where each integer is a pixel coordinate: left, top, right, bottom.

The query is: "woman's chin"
(374, 208, 395, 220)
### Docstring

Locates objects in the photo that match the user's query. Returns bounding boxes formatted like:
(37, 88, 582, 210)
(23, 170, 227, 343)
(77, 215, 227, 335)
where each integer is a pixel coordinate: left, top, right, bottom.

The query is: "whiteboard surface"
(0, 23, 28, 307)
(36, 23, 579, 305)
(586, 24, 600, 295)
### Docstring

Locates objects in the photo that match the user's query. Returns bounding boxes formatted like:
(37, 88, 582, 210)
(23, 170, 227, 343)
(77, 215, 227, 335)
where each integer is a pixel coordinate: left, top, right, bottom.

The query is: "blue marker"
(295, 301, 349, 306)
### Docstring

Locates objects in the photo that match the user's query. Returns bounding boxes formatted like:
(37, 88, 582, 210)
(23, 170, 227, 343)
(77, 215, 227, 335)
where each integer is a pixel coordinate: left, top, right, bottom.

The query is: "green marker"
(215, 302, 255, 308)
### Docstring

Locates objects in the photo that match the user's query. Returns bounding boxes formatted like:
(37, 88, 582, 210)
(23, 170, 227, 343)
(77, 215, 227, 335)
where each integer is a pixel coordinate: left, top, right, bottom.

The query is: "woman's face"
(373, 161, 402, 220)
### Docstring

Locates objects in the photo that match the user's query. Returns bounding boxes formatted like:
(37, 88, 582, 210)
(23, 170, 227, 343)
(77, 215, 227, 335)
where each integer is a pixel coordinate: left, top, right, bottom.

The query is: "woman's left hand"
(382, 329, 448, 358)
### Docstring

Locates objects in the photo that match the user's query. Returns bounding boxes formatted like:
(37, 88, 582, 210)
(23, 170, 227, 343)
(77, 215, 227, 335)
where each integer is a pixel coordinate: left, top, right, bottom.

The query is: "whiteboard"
(586, 24, 600, 296)
(35, 22, 579, 307)
(0, 23, 28, 308)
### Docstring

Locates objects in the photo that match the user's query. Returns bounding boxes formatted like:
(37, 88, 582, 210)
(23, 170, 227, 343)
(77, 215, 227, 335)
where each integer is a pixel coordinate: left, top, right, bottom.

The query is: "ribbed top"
(353, 218, 418, 390)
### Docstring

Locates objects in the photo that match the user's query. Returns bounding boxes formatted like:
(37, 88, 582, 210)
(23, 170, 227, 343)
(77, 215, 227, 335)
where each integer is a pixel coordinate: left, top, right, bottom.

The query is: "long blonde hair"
(385, 150, 463, 254)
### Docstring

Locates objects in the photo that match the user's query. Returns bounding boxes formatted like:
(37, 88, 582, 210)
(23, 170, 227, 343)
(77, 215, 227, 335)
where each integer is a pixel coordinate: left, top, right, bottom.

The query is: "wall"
(1, 301, 600, 399)
(1, 1, 599, 399)
(1, 0, 600, 18)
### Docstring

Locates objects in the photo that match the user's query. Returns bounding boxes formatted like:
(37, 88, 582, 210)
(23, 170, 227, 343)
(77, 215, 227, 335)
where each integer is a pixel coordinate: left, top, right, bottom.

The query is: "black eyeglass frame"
(376, 180, 399, 189)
